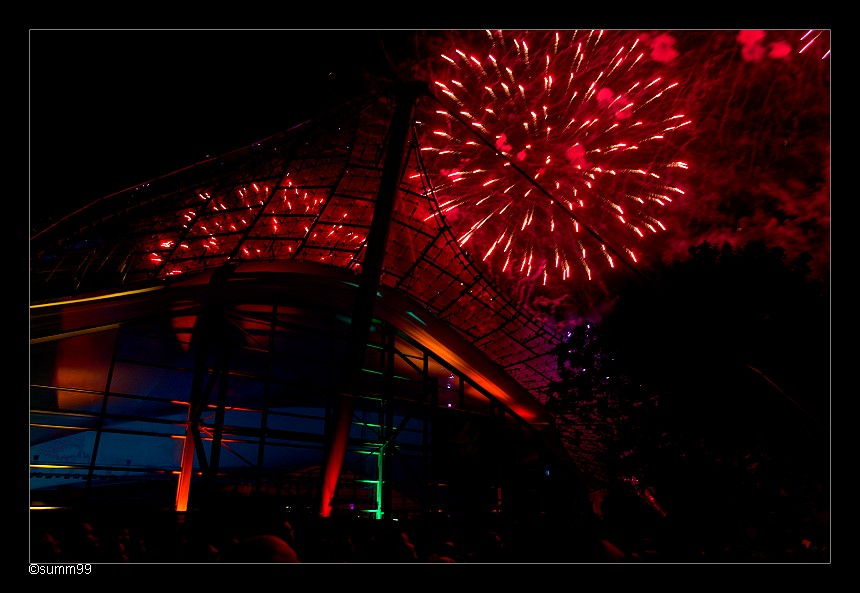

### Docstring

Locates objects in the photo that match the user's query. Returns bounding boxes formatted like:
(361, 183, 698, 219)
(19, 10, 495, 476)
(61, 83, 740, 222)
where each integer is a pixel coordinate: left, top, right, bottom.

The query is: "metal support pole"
(318, 81, 428, 518)
(174, 265, 232, 511)
(381, 326, 396, 518)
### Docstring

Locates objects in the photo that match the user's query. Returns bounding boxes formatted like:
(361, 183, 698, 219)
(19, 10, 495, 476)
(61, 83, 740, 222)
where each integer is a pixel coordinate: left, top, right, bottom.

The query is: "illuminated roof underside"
(31, 91, 565, 416)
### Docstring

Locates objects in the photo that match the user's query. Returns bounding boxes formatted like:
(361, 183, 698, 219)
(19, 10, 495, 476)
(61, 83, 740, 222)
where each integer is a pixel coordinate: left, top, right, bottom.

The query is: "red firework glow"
(417, 30, 693, 303)
(30, 29, 830, 322)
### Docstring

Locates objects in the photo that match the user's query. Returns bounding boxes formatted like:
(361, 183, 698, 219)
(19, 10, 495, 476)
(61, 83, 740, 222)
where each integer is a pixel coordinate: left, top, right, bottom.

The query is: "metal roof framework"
(31, 86, 566, 411)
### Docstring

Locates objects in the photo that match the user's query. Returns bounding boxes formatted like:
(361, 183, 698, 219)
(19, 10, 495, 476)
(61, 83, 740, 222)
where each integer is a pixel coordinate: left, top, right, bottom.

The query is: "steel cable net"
(29, 91, 565, 411)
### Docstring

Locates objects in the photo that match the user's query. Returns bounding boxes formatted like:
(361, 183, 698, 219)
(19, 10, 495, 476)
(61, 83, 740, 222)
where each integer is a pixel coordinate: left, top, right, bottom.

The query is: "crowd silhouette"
(29, 487, 829, 564)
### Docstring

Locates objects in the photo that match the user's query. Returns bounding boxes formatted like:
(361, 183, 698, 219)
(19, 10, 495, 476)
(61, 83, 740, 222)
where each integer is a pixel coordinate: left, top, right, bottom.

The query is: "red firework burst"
(416, 30, 693, 296)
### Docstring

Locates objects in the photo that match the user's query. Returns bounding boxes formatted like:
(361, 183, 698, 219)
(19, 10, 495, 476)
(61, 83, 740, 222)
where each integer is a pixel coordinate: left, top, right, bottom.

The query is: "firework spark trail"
(799, 29, 831, 59)
(417, 30, 693, 293)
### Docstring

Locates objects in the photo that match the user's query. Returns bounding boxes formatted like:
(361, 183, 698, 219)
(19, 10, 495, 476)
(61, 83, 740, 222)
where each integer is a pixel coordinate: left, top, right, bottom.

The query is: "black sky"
(29, 30, 407, 233)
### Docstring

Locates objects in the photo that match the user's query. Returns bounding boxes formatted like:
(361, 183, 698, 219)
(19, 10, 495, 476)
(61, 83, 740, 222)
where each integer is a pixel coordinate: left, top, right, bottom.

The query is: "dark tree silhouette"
(550, 240, 830, 561)
(602, 240, 829, 444)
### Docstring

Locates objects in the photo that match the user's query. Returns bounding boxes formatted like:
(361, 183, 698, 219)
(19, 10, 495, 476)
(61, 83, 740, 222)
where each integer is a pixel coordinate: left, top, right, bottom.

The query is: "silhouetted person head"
(373, 524, 418, 562)
(65, 521, 103, 562)
(33, 529, 63, 562)
(220, 535, 300, 563)
(467, 529, 507, 562)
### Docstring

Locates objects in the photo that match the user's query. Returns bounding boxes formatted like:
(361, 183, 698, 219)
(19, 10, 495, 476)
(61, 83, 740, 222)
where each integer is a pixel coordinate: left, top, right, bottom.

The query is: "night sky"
(29, 30, 399, 231)
(29, 29, 831, 318)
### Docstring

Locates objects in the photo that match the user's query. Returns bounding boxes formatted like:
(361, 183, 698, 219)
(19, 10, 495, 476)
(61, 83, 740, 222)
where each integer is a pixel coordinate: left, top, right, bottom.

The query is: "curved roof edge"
(31, 259, 555, 428)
